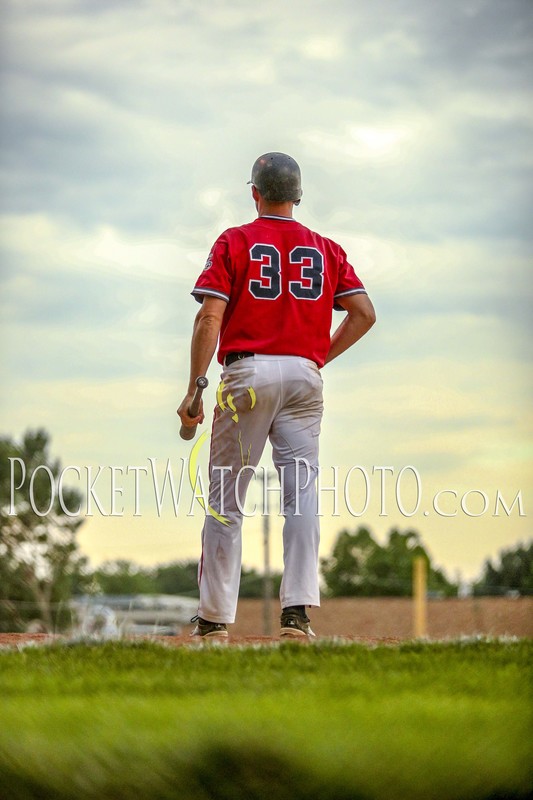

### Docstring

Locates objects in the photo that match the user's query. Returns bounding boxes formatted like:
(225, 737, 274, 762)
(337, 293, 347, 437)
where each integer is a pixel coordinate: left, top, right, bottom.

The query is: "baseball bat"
(179, 376, 209, 440)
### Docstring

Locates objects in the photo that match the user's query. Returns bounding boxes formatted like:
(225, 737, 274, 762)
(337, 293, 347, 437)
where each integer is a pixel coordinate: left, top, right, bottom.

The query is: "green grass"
(0, 639, 531, 800)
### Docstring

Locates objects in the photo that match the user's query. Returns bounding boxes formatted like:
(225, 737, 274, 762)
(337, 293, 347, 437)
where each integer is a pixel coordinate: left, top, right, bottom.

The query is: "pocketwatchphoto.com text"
(6, 457, 526, 520)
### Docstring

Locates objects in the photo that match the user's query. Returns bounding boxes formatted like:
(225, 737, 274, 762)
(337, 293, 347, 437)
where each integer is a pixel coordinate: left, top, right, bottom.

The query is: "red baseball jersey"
(192, 215, 367, 367)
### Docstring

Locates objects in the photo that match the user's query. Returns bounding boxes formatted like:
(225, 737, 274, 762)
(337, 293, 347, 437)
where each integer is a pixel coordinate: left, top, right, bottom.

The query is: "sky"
(1, 0, 531, 584)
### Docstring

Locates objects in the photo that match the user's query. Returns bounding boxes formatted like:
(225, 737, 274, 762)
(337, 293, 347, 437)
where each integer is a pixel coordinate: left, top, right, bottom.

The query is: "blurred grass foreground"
(0, 639, 531, 800)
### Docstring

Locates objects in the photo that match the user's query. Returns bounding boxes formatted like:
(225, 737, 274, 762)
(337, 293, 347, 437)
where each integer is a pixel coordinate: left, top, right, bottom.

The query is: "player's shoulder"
(214, 220, 258, 243)
(295, 221, 345, 253)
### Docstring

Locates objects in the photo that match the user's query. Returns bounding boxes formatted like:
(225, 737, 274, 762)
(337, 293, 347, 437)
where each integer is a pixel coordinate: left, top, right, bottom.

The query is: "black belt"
(224, 351, 254, 367)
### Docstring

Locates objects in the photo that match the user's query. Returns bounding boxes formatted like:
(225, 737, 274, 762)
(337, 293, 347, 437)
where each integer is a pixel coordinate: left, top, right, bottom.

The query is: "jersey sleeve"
(191, 235, 232, 304)
(333, 247, 367, 310)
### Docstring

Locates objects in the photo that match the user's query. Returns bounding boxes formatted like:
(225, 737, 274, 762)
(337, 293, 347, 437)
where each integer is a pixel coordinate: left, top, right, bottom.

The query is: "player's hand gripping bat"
(179, 376, 209, 440)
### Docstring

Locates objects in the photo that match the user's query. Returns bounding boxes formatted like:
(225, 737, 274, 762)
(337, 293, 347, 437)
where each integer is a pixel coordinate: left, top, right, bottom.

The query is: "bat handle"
(179, 376, 209, 440)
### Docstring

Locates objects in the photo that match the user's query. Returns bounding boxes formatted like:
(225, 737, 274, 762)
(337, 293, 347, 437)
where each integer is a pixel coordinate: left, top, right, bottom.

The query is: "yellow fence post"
(413, 555, 428, 638)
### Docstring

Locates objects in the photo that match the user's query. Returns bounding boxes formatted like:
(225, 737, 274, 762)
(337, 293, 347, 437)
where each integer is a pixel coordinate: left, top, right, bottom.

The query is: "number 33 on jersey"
(192, 214, 367, 368)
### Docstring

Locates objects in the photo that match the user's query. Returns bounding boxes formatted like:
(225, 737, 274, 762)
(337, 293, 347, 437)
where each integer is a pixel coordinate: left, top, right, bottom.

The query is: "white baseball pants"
(197, 355, 324, 624)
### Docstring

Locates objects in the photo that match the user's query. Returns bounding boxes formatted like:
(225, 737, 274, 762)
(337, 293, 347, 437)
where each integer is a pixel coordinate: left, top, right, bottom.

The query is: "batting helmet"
(248, 152, 302, 204)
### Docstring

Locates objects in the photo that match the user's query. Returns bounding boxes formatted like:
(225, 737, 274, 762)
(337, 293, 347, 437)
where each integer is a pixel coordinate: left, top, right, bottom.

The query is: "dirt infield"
(1, 597, 531, 648)
(0, 632, 406, 648)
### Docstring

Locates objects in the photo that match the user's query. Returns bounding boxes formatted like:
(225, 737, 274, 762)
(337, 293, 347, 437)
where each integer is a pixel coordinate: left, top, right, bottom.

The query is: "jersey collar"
(258, 215, 296, 221)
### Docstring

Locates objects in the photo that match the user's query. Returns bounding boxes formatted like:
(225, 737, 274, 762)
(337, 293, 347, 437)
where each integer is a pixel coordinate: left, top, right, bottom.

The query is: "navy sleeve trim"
(334, 288, 367, 299)
(191, 288, 230, 304)
(333, 287, 367, 311)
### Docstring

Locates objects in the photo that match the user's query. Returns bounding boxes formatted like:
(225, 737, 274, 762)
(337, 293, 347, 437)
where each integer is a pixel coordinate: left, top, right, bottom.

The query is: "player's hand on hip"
(177, 394, 205, 427)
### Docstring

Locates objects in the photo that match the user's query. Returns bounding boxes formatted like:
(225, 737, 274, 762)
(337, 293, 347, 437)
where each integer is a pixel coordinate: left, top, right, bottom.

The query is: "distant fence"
(231, 597, 533, 639)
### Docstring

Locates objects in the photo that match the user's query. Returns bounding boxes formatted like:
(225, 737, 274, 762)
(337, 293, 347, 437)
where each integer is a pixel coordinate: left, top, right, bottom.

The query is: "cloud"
(1, 0, 531, 241)
(320, 349, 532, 478)
(0, 214, 206, 385)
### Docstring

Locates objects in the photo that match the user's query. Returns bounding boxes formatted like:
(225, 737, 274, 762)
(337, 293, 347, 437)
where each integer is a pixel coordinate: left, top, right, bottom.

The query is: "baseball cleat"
(190, 615, 229, 640)
(280, 607, 316, 638)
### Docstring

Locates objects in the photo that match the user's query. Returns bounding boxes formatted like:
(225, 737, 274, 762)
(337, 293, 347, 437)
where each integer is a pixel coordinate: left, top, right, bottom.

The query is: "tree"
(473, 541, 533, 596)
(320, 526, 456, 597)
(239, 566, 282, 598)
(92, 560, 156, 596)
(319, 526, 376, 597)
(0, 429, 87, 631)
(153, 561, 199, 596)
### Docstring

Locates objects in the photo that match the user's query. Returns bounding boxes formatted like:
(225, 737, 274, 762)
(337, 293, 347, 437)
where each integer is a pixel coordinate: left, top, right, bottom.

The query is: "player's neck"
(256, 199, 295, 219)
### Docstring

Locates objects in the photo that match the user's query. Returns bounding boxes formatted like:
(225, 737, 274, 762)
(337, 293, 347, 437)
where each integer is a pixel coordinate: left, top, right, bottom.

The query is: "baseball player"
(178, 152, 376, 639)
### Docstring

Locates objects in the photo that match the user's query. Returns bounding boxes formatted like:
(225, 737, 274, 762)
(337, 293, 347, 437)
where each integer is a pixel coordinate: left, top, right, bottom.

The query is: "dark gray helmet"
(248, 152, 302, 204)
